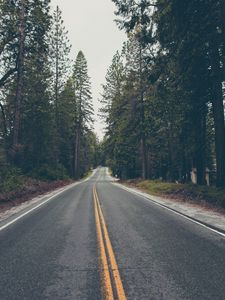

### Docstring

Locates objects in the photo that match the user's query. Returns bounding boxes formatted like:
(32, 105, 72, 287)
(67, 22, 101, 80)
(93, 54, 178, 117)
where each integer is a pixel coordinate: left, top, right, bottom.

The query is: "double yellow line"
(93, 185, 127, 300)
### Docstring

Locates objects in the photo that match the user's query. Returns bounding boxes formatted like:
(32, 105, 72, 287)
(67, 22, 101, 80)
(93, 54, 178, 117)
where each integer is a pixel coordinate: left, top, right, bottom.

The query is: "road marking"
(0, 170, 97, 232)
(113, 183, 225, 238)
(93, 187, 114, 299)
(93, 185, 127, 300)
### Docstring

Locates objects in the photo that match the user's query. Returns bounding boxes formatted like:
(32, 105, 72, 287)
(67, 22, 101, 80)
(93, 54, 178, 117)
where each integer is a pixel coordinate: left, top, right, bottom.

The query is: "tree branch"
(0, 67, 17, 88)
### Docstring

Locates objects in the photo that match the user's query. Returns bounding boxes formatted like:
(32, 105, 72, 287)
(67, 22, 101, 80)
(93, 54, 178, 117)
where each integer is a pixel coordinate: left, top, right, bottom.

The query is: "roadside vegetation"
(1, 1, 225, 212)
(122, 179, 225, 210)
(100, 1, 225, 190)
(0, 164, 73, 212)
(0, 2, 100, 207)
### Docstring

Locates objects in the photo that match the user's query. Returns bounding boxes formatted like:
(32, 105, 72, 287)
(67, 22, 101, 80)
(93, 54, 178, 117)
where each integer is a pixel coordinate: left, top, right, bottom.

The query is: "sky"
(51, 0, 126, 140)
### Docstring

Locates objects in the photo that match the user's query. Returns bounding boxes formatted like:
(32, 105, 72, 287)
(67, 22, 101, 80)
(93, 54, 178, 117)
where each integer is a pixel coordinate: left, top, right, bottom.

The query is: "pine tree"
(0, 1, 18, 89)
(0, 1, 96, 182)
(72, 51, 93, 178)
(0, 1, 20, 160)
(100, 49, 142, 179)
(49, 5, 71, 146)
(112, 0, 225, 186)
(13, 0, 26, 156)
(57, 78, 76, 175)
(100, 51, 125, 137)
(123, 33, 150, 179)
(0, 0, 52, 169)
(18, 0, 53, 171)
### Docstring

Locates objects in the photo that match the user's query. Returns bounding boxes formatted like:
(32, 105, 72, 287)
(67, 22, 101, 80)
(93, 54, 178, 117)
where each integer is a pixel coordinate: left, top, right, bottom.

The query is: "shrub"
(0, 166, 24, 193)
(32, 164, 69, 181)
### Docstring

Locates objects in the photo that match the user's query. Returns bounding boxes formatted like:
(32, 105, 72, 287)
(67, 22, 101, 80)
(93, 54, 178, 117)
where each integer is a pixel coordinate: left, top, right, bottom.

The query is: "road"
(0, 167, 225, 300)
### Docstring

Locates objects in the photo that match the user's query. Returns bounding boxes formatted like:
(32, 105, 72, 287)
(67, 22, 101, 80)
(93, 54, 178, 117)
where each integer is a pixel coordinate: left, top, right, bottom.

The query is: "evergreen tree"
(0, 0, 52, 168)
(0, 0, 20, 160)
(123, 33, 150, 179)
(16, 0, 52, 171)
(100, 51, 125, 138)
(57, 78, 75, 175)
(12, 0, 26, 155)
(0, 2, 96, 182)
(111, 0, 225, 186)
(72, 51, 93, 178)
(49, 5, 71, 158)
(100, 49, 142, 179)
(0, 0, 18, 89)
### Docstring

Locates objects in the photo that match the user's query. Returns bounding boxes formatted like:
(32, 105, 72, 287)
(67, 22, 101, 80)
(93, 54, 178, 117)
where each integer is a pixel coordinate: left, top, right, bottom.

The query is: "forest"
(100, 0, 225, 188)
(0, 1, 99, 196)
(1, 0, 225, 201)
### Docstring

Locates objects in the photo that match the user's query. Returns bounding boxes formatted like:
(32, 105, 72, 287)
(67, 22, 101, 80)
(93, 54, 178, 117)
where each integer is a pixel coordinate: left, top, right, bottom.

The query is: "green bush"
(32, 164, 69, 181)
(0, 166, 24, 193)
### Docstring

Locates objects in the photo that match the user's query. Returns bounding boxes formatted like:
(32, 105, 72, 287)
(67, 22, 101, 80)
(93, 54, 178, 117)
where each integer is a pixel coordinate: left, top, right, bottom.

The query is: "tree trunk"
(139, 44, 147, 179)
(74, 127, 80, 179)
(12, 0, 25, 157)
(0, 102, 9, 161)
(194, 105, 206, 185)
(0, 102, 7, 141)
(140, 137, 147, 179)
(210, 43, 225, 187)
(190, 95, 207, 186)
(55, 7, 59, 130)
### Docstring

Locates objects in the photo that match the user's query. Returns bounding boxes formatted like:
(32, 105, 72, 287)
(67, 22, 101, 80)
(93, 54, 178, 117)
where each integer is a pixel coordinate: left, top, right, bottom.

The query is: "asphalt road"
(0, 167, 225, 300)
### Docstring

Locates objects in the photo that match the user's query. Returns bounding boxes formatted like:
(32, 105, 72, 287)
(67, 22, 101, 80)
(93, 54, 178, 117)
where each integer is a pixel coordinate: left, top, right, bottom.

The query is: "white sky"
(51, 0, 126, 140)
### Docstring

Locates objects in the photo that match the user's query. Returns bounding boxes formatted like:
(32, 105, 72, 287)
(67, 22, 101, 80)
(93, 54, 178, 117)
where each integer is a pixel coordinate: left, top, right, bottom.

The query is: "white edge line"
(0, 170, 97, 232)
(113, 182, 225, 238)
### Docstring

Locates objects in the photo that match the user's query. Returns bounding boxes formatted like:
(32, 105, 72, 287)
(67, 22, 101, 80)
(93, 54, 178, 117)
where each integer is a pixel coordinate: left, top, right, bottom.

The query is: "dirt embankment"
(0, 178, 74, 214)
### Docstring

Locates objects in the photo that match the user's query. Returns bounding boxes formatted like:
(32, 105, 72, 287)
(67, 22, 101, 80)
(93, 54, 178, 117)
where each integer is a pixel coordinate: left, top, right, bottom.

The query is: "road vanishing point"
(0, 167, 225, 299)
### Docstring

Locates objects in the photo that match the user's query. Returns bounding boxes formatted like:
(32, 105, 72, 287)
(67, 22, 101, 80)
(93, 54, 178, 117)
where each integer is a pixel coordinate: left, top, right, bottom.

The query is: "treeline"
(0, 1, 97, 183)
(101, 0, 225, 186)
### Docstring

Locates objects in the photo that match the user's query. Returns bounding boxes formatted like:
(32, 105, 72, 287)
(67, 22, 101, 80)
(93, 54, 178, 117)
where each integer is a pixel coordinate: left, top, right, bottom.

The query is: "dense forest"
(0, 0, 98, 192)
(1, 0, 225, 195)
(100, 0, 225, 187)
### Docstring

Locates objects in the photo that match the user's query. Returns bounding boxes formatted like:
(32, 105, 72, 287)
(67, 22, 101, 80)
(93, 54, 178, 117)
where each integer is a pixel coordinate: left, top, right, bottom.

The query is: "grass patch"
(83, 169, 93, 179)
(108, 168, 113, 176)
(122, 179, 225, 209)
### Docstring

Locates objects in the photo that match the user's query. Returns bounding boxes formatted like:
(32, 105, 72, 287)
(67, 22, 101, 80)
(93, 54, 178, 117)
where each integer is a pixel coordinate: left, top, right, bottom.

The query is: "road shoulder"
(114, 182, 225, 236)
(0, 169, 97, 228)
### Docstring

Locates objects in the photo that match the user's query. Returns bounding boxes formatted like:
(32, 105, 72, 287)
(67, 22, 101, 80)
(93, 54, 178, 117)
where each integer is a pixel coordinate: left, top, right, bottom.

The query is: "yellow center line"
(93, 185, 127, 300)
(93, 188, 114, 299)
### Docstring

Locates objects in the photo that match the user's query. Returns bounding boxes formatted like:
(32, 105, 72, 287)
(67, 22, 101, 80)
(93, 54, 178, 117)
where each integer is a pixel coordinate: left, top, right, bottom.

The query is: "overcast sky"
(51, 0, 126, 139)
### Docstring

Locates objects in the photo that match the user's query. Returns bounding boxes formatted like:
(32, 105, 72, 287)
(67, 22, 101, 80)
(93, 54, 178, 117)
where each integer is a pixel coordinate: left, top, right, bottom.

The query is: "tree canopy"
(99, 0, 225, 186)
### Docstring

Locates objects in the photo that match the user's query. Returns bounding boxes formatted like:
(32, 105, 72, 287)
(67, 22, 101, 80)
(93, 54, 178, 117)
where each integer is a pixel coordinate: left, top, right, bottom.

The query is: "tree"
(100, 51, 125, 138)
(155, 0, 225, 185)
(123, 33, 151, 179)
(72, 51, 93, 178)
(207, 0, 225, 186)
(111, 0, 225, 186)
(0, 2, 96, 182)
(17, 0, 53, 171)
(57, 78, 75, 175)
(12, 0, 26, 156)
(0, 0, 52, 169)
(0, 1, 18, 89)
(49, 5, 71, 156)
(0, 1, 19, 159)
(101, 47, 149, 179)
